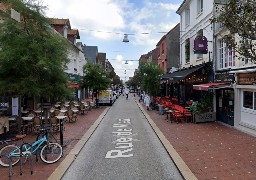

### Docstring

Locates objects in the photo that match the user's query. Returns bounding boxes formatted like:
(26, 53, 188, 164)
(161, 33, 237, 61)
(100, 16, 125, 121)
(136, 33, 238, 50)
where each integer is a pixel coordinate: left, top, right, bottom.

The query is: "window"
(185, 38, 190, 63)
(219, 39, 235, 68)
(197, 0, 203, 14)
(161, 43, 164, 54)
(185, 8, 190, 26)
(243, 91, 253, 109)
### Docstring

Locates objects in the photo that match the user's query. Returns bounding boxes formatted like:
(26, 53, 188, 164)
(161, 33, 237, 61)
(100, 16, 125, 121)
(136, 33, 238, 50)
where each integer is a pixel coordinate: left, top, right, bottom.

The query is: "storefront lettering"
(105, 118, 135, 159)
(215, 73, 234, 82)
(238, 73, 256, 85)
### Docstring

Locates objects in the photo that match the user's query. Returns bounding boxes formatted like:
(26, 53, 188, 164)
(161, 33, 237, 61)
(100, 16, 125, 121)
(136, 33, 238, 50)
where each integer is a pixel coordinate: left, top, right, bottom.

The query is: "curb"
(48, 107, 110, 180)
(136, 100, 198, 180)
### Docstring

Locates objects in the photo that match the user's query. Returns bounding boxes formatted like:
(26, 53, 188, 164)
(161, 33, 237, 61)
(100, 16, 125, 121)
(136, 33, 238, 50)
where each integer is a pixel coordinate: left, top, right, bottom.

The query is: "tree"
(0, 0, 69, 100)
(79, 63, 111, 101)
(214, 0, 256, 62)
(138, 62, 163, 97)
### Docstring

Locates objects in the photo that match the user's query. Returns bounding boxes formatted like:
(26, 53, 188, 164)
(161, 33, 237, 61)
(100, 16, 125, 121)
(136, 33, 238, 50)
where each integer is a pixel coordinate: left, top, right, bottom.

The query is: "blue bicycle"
(0, 128, 62, 167)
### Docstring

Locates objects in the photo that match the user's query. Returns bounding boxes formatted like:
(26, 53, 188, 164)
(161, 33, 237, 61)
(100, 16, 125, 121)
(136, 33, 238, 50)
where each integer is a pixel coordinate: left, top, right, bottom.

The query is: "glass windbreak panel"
(243, 91, 253, 109)
(254, 92, 256, 110)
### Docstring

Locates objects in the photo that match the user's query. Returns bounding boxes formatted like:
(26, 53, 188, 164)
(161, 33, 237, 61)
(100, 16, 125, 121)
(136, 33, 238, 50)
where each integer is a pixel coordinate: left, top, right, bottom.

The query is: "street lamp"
(123, 34, 129, 43)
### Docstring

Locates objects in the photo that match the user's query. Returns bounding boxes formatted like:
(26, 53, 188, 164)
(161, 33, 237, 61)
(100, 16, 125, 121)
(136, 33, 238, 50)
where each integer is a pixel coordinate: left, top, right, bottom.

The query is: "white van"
(98, 89, 115, 106)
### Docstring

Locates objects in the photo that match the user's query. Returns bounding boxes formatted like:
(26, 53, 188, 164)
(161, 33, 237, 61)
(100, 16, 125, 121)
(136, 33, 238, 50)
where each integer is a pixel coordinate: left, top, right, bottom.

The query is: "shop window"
(243, 91, 253, 109)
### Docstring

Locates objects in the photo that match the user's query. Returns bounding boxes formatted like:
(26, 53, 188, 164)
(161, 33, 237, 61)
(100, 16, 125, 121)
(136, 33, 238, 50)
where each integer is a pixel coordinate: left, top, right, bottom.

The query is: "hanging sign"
(193, 36, 208, 54)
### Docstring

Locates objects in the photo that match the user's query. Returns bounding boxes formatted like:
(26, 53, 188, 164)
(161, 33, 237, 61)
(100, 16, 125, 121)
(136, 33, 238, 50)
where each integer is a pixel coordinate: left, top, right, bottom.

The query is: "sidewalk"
(0, 106, 107, 180)
(139, 98, 256, 180)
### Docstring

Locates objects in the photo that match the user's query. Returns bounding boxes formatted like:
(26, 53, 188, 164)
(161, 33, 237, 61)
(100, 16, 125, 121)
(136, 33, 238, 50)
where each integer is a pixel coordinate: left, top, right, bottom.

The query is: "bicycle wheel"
(0, 145, 20, 167)
(40, 142, 62, 164)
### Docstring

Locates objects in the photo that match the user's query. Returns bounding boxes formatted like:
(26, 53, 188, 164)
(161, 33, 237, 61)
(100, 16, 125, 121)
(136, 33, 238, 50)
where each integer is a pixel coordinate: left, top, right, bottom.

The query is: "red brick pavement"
(0, 106, 106, 180)
(142, 102, 256, 180)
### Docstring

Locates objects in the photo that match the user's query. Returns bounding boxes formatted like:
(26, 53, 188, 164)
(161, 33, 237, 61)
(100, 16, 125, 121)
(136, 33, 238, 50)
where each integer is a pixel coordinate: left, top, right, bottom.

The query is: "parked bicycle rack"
(19, 143, 33, 176)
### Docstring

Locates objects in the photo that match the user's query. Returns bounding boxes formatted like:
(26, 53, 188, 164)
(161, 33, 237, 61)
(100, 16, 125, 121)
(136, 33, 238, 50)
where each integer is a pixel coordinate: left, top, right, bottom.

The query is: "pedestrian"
(125, 88, 129, 100)
(144, 94, 151, 110)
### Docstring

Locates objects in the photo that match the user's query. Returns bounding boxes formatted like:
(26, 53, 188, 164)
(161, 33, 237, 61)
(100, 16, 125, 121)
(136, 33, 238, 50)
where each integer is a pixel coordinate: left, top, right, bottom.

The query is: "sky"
(41, 0, 183, 81)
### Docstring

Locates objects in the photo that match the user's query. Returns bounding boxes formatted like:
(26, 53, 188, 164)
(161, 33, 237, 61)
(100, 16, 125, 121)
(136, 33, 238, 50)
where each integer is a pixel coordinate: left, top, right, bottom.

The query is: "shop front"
(215, 72, 235, 126)
(192, 71, 235, 126)
(234, 71, 256, 136)
(161, 63, 212, 104)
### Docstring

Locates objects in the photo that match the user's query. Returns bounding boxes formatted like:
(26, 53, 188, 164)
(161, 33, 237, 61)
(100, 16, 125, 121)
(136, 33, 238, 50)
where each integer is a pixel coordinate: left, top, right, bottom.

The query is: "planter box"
(194, 112, 216, 123)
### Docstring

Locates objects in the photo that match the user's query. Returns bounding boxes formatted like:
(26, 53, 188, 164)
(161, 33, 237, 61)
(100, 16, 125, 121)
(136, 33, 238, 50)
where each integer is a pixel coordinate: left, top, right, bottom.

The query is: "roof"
(48, 18, 71, 28)
(176, 0, 188, 14)
(68, 29, 80, 39)
(0, 3, 9, 12)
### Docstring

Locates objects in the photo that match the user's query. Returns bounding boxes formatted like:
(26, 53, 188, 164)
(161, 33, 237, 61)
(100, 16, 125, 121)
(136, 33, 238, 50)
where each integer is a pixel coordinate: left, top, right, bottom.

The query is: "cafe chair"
(67, 109, 76, 123)
(20, 118, 33, 134)
(32, 116, 41, 134)
(50, 116, 59, 132)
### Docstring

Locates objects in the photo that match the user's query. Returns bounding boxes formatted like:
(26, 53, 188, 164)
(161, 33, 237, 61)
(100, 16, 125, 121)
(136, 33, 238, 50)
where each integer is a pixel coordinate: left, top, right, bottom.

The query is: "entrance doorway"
(216, 89, 234, 126)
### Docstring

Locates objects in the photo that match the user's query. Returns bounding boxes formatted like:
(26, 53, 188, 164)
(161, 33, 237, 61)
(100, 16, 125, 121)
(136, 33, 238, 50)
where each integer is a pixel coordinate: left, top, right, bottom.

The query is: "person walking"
(125, 88, 129, 100)
(144, 94, 151, 110)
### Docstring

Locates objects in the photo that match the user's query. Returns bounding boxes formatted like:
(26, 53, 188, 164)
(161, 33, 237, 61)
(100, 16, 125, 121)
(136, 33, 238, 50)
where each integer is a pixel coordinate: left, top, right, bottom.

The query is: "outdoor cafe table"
(60, 109, 67, 113)
(72, 109, 79, 113)
(166, 110, 173, 123)
(55, 116, 67, 146)
(21, 117, 33, 121)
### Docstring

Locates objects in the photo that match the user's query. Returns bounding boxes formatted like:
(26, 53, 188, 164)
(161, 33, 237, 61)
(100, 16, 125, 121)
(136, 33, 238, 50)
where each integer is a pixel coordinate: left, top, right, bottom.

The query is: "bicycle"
(0, 128, 62, 167)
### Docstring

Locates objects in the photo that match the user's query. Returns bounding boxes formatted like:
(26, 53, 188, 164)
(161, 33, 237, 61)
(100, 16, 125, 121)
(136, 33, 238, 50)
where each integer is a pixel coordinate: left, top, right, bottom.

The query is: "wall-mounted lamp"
(123, 34, 129, 43)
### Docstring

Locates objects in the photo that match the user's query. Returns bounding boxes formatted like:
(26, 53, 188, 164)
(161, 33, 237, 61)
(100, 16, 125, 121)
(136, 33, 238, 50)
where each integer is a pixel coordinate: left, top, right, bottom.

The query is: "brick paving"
(142, 101, 256, 180)
(1, 97, 256, 180)
(0, 106, 106, 180)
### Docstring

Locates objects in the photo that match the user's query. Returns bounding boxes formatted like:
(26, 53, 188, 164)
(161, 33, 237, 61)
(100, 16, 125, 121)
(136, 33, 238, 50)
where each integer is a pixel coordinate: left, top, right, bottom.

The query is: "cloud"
(42, 0, 182, 81)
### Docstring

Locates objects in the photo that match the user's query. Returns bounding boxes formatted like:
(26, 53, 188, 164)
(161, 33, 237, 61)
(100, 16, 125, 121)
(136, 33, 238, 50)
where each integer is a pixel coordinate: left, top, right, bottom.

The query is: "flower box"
(194, 112, 216, 123)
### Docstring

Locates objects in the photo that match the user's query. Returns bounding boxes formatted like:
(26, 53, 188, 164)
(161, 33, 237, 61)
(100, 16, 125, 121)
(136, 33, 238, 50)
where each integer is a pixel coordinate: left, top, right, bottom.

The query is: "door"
(216, 89, 234, 126)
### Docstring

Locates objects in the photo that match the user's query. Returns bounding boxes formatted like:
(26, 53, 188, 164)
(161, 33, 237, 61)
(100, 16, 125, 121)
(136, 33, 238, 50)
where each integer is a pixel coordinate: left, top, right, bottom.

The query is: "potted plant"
(190, 93, 215, 123)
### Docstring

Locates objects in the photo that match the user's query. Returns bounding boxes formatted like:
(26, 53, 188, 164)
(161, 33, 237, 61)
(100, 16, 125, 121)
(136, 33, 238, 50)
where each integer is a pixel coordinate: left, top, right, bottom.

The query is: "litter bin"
(158, 104, 164, 115)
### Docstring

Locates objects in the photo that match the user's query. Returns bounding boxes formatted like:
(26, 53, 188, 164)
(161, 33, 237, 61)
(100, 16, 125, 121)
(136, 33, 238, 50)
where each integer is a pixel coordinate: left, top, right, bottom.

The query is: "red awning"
(193, 82, 230, 91)
(68, 82, 79, 89)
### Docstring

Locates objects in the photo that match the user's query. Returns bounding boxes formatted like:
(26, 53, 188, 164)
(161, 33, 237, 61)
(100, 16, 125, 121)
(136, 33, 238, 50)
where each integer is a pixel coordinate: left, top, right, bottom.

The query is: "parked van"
(98, 89, 115, 106)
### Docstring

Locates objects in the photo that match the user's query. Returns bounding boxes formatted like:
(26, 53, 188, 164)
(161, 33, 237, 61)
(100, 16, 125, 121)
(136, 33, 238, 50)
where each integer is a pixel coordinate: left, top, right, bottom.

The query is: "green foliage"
(214, 0, 256, 62)
(0, 0, 69, 99)
(138, 62, 163, 97)
(190, 93, 213, 114)
(80, 63, 111, 91)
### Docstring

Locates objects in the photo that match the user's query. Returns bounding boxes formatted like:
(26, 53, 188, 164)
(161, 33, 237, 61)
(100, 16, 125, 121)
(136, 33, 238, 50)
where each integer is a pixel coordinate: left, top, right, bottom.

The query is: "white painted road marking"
(105, 118, 137, 159)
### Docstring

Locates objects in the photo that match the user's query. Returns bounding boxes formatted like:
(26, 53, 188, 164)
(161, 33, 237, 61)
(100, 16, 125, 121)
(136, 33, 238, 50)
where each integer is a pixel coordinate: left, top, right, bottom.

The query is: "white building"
(177, 0, 213, 68)
(212, 1, 256, 136)
(49, 18, 87, 100)
(177, 0, 256, 136)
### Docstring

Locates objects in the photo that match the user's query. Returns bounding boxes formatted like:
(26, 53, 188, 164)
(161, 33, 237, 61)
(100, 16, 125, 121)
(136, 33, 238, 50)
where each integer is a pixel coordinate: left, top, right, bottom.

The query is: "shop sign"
(193, 36, 208, 54)
(237, 72, 256, 85)
(215, 73, 235, 82)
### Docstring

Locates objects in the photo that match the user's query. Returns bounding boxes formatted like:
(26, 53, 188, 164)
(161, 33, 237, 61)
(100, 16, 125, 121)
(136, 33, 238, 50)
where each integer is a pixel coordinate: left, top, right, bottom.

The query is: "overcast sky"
(41, 0, 183, 81)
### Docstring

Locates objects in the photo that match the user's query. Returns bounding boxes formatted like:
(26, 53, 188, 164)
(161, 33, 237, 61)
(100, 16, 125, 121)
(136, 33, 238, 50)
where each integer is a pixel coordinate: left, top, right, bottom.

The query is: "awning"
(68, 82, 79, 89)
(161, 65, 205, 81)
(193, 82, 231, 91)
